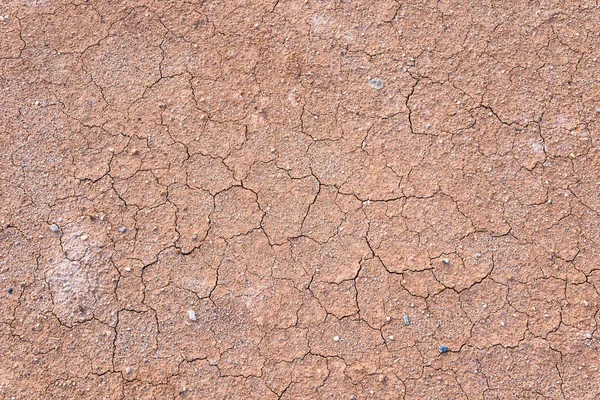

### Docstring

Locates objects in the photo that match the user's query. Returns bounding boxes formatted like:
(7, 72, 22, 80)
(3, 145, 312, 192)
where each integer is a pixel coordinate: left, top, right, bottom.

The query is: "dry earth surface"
(1, 0, 600, 399)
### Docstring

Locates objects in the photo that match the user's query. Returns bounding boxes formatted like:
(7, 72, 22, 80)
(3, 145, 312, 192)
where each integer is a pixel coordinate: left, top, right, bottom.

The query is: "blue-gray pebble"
(369, 78, 384, 90)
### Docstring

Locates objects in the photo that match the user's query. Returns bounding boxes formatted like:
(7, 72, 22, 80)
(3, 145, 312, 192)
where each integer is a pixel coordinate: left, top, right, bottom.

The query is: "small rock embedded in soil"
(439, 346, 449, 354)
(369, 77, 384, 90)
(50, 224, 60, 233)
(441, 258, 450, 265)
(333, 335, 340, 341)
(403, 315, 410, 326)
(118, 226, 127, 234)
(188, 310, 197, 321)
(8, 288, 13, 294)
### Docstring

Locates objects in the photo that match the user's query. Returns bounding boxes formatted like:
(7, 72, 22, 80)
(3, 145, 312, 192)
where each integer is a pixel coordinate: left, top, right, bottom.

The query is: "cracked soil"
(2, 0, 600, 399)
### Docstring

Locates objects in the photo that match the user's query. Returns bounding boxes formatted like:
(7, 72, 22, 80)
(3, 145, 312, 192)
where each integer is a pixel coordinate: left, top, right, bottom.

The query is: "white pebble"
(369, 77, 384, 90)
(333, 335, 340, 341)
(118, 226, 126, 233)
(188, 310, 197, 321)
(50, 224, 60, 232)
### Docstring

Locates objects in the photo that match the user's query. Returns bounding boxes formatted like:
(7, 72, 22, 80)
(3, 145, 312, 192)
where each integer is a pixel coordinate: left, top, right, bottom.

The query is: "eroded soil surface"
(1, 0, 600, 398)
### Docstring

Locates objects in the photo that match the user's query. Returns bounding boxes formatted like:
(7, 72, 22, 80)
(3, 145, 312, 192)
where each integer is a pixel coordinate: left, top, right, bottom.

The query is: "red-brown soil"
(1, 0, 600, 398)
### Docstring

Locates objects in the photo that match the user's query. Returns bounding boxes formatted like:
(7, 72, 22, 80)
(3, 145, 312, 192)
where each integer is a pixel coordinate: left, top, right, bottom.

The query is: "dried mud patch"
(1, 0, 600, 398)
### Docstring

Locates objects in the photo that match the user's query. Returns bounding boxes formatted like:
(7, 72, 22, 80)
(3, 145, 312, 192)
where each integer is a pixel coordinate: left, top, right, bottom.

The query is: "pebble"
(188, 310, 197, 321)
(369, 77, 384, 90)
(441, 258, 450, 265)
(8, 288, 13, 294)
(50, 224, 60, 233)
(333, 335, 340, 341)
(439, 346, 449, 354)
(403, 315, 410, 326)
(118, 227, 127, 234)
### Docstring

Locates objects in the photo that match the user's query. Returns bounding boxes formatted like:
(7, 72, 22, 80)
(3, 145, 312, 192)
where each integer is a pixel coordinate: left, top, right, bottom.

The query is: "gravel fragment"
(439, 346, 449, 353)
(8, 288, 13, 294)
(50, 224, 60, 233)
(403, 315, 410, 326)
(333, 335, 340, 341)
(118, 226, 127, 234)
(369, 77, 384, 90)
(188, 310, 197, 321)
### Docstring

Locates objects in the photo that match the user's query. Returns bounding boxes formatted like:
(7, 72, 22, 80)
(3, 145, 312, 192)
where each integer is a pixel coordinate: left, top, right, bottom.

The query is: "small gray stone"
(188, 309, 197, 321)
(50, 224, 60, 233)
(369, 77, 384, 90)
(118, 226, 127, 234)
(403, 315, 410, 326)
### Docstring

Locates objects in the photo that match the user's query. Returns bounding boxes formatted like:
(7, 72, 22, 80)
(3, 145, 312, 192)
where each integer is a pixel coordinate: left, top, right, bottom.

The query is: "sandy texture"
(1, 0, 600, 398)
